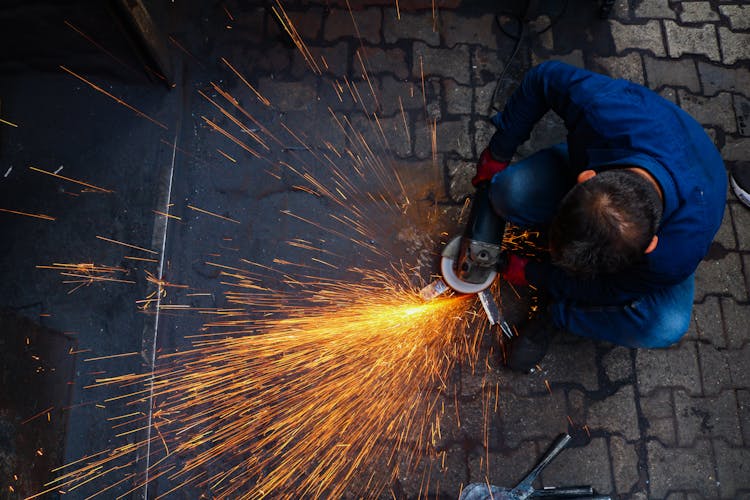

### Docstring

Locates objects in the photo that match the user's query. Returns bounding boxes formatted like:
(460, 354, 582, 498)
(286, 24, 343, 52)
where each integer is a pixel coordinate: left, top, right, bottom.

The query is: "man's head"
(549, 168, 663, 276)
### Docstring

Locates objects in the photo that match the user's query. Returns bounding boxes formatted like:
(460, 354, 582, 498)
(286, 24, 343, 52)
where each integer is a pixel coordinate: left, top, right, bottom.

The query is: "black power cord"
(488, 0, 570, 115)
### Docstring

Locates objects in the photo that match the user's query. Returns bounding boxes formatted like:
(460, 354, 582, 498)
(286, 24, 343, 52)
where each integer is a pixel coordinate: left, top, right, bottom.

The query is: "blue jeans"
(489, 143, 694, 348)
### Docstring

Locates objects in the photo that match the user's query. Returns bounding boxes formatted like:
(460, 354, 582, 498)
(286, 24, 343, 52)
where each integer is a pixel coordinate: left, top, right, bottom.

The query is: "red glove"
(502, 254, 529, 287)
(472, 148, 510, 187)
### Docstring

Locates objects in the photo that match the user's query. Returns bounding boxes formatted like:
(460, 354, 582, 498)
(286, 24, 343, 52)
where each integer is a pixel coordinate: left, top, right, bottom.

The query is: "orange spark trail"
(0, 208, 55, 221)
(59, 66, 168, 129)
(187, 204, 241, 224)
(29, 166, 113, 193)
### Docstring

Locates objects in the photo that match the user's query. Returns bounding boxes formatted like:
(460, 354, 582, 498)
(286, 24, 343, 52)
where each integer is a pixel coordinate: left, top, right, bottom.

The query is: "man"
(472, 61, 727, 372)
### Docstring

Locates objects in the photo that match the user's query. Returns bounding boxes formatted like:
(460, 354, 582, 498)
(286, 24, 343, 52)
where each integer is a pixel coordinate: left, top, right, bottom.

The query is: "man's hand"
(472, 148, 510, 187)
(502, 254, 529, 286)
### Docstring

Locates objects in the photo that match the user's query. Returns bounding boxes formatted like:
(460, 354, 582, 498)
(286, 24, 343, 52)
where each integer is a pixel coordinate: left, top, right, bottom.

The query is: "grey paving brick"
(738, 389, 750, 446)
(697, 61, 750, 96)
(736, 95, 750, 138)
(695, 252, 747, 302)
(568, 388, 587, 424)
(532, 50, 585, 70)
(398, 445, 466, 498)
(286, 7, 323, 40)
(714, 440, 750, 498)
(354, 113, 412, 158)
(719, 27, 750, 65)
(378, 75, 424, 115)
(384, 11, 440, 45)
(541, 437, 613, 495)
(644, 56, 700, 92)
(514, 111, 567, 160)
(722, 136, 750, 162)
(593, 53, 645, 85)
(610, 436, 641, 495)
(714, 206, 738, 251)
(440, 12, 499, 49)
(317, 42, 350, 78)
(356, 46, 409, 80)
(413, 42, 471, 85)
(258, 76, 318, 111)
(603, 346, 634, 382)
(665, 493, 687, 500)
(609, 19, 666, 57)
(414, 117, 470, 160)
(698, 341, 734, 396)
(468, 440, 539, 487)
(641, 388, 677, 444)
(727, 343, 750, 388)
(475, 82, 499, 124)
(444, 79, 472, 116)
(679, 2, 720, 23)
(587, 385, 640, 440)
(634, 0, 676, 19)
(540, 341, 599, 391)
(719, 5, 750, 30)
(677, 90, 736, 132)
(664, 20, 720, 61)
(472, 46, 508, 87)
(496, 391, 568, 448)
(447, 157, 473, 202)
(722, 296, 750, 349)
(646, 439, 719, 498)
(636, 342, 701, 396)
(686, 296, 724, 346)
(674, 390, 742, 445)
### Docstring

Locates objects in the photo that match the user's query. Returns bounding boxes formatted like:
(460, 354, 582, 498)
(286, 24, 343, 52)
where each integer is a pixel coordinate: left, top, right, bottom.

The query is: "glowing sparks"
(59, 65, 168, 129)
(0, 208, 55, 221)
(29, 165, 113, 193)
(0, 117, 19, 128)
(186, 204, 241, 224)
(36, 262, 135, 293)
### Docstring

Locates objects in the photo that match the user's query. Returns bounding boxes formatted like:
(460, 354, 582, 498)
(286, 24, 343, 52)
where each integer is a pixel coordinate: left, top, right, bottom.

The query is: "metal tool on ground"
(459, 433, 612, 500)
(420, 180, 512, 331)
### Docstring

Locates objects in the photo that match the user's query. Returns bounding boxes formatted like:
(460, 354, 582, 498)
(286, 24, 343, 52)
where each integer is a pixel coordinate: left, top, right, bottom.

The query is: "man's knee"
(641, 307, 691, 348)
(489, 167, 531, 220)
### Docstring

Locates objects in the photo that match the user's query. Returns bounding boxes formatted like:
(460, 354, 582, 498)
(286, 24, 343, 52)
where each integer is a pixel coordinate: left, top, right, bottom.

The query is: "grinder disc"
(440, 236, 497, 294)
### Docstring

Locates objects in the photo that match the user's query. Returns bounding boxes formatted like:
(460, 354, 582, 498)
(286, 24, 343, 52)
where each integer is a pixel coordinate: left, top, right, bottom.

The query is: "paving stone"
(636, 342, 701, 396)
(719, 5, 750, 30)
(646, 439, 719, 498)
(641, 388, 677, 445)
(695, 253, 747, 301)
(286, 6, 324, 40)
(587, 385, 640, 440)
(384, 11, 440, 45)
(496, 391, 568, 448)
(376, 114, 413, 158)
(609, 19, 667, 57)
(664, 20, 720, 61)
(634, 0, 676, 19)
(593, 52, 645, 85)
(674, 390, 742, 445)
(567, 388, 587, 424)
(398, 445, 466, 499)
(468, 440, 539, 487)
(472, 46, 507, 86)
(727, 343, 750, 388)
(475, 82, 499, 123)
(473, 118, 495, 158)
(532, 50, 585, 69)
(602, 346, 634, 382)
(722, 136, 750, 162)
(538, 341, 599, 392)
(686, 296, 724, 346)
(665, 493, 687, 500)
(440, 12, 499, 49)
(643, 55, 700, 92)
(514, 111, 567, 160)
(444, 79, 472, 116)
(719, 27, 750, 65)
(736, 95, 750, 137)
(356, 46, 409, 80)
(698, 340, 734, 397)
(317, 42, 350, 78)
(713, 205, 737, 251)
(379, 75, 424, 115)
(414, 117, 471, 159)
(447, 157, 473, 202)
(658, 86, 678, 104)
(714, 440, 750, 498)
(258, 76, 318, 111)
(541, 437, 613, 494)
(677, 90, 735, 132)
(326, 7, 381, 44)
(610, 436, 641, 495)
(679, 2, 720, 23)
(413, 42, 471, 85)
(738, 389, 750, 446)
(722, 296, 750, 349)
(697, 61, 750, 96)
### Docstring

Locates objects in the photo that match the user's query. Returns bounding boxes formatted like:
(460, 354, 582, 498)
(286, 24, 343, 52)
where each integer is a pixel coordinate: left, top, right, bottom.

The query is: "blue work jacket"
(489, 61, 727, 304)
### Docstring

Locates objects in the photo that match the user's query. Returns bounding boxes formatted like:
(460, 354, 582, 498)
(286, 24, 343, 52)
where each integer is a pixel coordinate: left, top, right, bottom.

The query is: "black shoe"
(507, 312, 560, 373)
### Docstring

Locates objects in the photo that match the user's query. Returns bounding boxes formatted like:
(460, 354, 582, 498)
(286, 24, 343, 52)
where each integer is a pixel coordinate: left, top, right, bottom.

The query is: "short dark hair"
(549, 169, 663, 276)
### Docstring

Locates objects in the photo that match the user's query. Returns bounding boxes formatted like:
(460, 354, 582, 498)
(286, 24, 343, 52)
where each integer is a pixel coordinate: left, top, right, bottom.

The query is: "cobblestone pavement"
(263, 0, 750, 498)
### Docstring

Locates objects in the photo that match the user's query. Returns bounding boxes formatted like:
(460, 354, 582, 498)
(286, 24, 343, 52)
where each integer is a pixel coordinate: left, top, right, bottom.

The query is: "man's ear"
(577, 170, 597, 184)
(644, 235, 658, 254)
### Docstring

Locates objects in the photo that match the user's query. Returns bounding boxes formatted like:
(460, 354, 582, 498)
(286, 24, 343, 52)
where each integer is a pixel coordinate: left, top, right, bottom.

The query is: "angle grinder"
(420, 180, 512, 335)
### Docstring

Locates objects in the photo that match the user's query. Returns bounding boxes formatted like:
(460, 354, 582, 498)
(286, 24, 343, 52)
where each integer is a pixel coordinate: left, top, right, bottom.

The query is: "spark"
(220, 58, 270, 107)
(0, 208, 55, 221)
(96, 235, 158, 255)
(187, 204, 241, 224)
(271, 0, 321, 75)
(215, 149, 237, 163)
(0, 117, 18, 127)
(29, 165, 113, 193)
(59, 66, 167, 129)
(84, 352, 141, 363)
(21, 406, 55, 425)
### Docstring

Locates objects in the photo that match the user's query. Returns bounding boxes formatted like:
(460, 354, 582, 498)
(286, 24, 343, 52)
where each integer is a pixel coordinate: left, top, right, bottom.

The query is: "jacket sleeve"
(489, 61, 611, 161)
